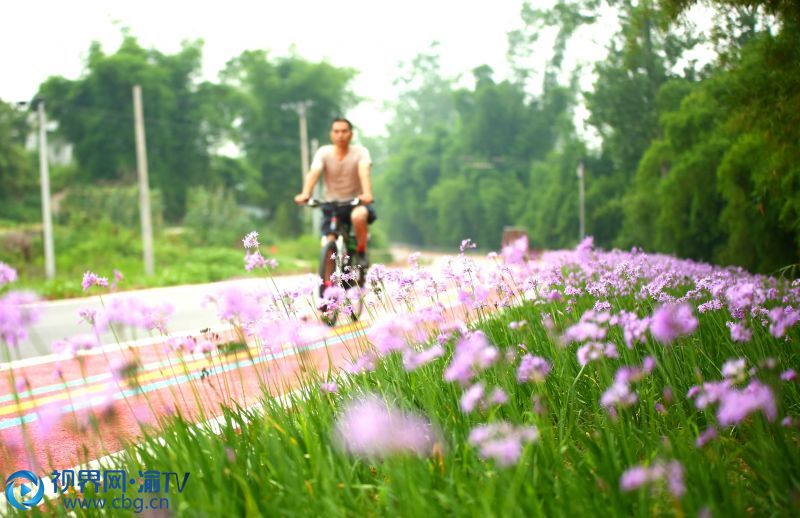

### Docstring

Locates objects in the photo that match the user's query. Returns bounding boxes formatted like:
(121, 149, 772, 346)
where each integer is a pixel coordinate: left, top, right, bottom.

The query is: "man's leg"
(351, 206, 369, 254)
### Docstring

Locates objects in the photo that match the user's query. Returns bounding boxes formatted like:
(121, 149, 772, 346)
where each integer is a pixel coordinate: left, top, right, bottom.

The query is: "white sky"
(0, 1, 714, 140)
(1, 0, 527, 137)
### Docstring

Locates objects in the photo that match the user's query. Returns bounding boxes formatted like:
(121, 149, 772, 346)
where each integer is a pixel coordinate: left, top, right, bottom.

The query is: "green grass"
(0, 222, 384, 299)
(25, 283, 800, 516)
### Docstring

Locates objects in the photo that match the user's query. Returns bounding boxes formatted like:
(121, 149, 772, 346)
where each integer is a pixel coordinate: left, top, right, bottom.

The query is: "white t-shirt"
(310, 144, 372, 201)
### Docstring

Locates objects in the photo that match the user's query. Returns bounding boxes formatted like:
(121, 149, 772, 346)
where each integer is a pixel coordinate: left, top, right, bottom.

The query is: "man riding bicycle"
(293, 118, 376, 269)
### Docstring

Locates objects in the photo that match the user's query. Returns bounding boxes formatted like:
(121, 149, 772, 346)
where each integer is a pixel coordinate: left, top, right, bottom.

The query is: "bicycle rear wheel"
(318, 241, 340, 326)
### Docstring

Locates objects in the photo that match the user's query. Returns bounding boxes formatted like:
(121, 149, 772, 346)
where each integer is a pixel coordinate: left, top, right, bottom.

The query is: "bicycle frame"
(310, 197, 359, 276)
(305, 197, 366, 325)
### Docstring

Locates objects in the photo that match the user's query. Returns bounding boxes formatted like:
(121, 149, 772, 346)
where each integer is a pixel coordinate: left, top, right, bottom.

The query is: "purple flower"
(320, 381, 338, 394)
(508, 320, 527, 330)
(254, 318, 330, 351)
(402, 344, 444, 371)
(695, 427, 717, 448)
(614, 356, 655, 385)
(0, 291, 40, 347)
(167, 336, 197, 354)
(593, 300, 611, 312)
(781, 369, 797, 382)
(725, 282, 763, 311)
(561, 321, 607, 345)
(367, 314, 415, 357)
(717, 380, 777, 426)
(650, 303, 698, 343)
(688, 380, 731, 410)
(721, 358, 747, 383)
(620, 459, 685, 498)
(460, 382, 485, 413)
(459, 238, 477, 253)
(444, 331, 499, 385)
(619, 466, 649, 491)
(140, 302, 174, 334)
(488, 387, 508, 405)
(576, 236, 594, 254)
(468, 421, 539, 466)
(244, 251, 267, 271)
(601, 380, 638, 410)
(502, 236, 528, 265)
(547, 290, 563, 302)
(613, 310, 650, 349)
(242, 231, 259, 249)
(81, 271, 109, 292)
(205, 286, 264, 324)
(0, 262, 17, 286)
(344, 352, 378, 374)
(768, 306, 800, 338)
(576, 342, 618, 367)
(333, 395, 439, 458)
(516, 354, 551, 383)
(726, 321, 752, 342)
(52, 334, 100, 358)
(698, 299, 723, 313)
(110, 269, 124, 290)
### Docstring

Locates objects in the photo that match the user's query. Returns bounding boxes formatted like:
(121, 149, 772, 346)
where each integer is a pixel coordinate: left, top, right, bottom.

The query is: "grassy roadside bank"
(14, 242, 798, 516)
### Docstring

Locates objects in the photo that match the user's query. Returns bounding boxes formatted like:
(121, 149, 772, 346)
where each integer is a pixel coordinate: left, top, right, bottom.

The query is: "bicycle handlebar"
(306, 198, 362, 209)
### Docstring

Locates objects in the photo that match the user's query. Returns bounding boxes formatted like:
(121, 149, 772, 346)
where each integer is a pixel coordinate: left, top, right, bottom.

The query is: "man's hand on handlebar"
(294, 193, 310, 205)
(358, 193, 374, 205)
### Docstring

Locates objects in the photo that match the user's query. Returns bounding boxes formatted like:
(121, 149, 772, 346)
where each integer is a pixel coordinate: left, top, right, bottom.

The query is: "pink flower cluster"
(468, 421, 539, 466)
(0, 262, 17, 286)
(688, 367, 777, 426)
(444, 331, 499, 385)
(620, 459, 685, 498)
(333, 395, 439, 458)
(0, 291, 40, 347)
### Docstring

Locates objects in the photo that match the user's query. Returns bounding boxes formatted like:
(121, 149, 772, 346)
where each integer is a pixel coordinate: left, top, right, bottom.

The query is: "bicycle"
(306, 197, 368, 326)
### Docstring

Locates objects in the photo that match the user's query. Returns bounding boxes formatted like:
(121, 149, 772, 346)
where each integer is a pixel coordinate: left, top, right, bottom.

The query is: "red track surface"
(0, 321, 372, 477)
(1, 288, 474, 480)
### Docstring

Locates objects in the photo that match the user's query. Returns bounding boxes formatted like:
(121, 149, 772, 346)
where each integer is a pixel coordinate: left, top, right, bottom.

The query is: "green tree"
(0, 100, 35, 212)
(220, 50, 356, 235)
(385, 42, 457, 152)
(39, 37, 215, 220)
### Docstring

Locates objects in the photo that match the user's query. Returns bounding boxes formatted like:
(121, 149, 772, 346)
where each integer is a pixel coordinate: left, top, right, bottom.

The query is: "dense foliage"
(376, 0, 800, 273)
(1, 0, 797, 277)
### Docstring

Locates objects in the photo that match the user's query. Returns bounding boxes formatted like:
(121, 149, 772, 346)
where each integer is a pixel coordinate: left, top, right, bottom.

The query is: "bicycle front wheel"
(318, 240, 340, 326)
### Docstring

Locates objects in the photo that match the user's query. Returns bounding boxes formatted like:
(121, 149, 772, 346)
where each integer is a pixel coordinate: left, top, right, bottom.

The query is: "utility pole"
(310, 138, 321, 235)
(577, 161, 586, 241)
(37, 101, 56, 280)
(132, 85, 155, 276)
(282, 100, 314, 234)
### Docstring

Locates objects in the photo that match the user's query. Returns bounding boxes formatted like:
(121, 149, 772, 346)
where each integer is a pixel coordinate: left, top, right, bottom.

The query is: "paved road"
(0, 250, 474, 480)
(12, 247, 457, 362)
(14, 274, 314, 361)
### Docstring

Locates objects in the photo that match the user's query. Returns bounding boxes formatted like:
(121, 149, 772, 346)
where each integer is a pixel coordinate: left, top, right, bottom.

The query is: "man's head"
(330, 118, 353, 148)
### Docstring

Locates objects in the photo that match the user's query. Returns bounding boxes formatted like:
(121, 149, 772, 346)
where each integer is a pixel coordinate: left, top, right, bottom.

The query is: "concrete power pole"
(577, 161, 586, 241)
(283, 100, 315, 234)
(132, 85, 155, 276)
(37, 101, 56, 280)
(310, 138, 321, 235)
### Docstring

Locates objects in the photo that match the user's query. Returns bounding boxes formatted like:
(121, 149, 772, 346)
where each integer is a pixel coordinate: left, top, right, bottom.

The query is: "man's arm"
(295, 148, 325, 204)
(357, 161, 373, 204)
(295, 167, 322, 203)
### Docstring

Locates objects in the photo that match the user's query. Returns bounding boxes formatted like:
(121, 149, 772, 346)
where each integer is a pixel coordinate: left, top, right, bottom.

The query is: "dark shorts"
(321, 203, 377, 236)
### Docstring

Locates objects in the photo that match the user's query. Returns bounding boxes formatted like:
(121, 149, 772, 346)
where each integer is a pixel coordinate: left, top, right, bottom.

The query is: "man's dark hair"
(330, 117, 353, 130)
